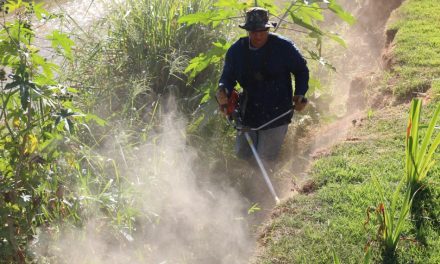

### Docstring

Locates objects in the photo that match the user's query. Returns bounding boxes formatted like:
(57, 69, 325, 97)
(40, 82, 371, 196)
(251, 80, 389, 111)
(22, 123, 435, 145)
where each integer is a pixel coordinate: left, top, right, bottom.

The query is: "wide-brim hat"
(239, 7, 277, 31)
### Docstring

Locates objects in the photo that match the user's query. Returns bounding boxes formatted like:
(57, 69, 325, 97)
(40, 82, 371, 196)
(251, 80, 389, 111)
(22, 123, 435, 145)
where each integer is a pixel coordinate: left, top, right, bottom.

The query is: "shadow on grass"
(411, 185, 440, 246)
(382, 249, 398, 264)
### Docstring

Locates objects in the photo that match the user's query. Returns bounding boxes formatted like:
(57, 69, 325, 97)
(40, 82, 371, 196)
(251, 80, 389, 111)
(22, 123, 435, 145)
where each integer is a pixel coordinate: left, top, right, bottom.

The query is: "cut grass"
(257, 104, 440, 263)
(386, 0, 440, 99)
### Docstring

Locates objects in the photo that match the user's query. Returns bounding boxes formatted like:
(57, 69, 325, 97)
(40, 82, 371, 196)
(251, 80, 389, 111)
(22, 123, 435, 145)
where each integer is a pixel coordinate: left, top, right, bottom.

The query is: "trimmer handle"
(293, 97, 308, 109)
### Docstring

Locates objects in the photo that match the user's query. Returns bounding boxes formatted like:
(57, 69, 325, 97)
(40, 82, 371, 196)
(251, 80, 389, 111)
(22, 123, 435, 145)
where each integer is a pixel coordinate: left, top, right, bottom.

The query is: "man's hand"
(216, 88, 228, 115)
(293, 95, 307, 111)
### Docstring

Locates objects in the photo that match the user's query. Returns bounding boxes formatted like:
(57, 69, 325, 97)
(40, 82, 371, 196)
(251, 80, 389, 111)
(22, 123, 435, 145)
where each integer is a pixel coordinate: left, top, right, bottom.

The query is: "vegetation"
(406, 99, 440, 194)
(0, 1, 89, 262)
(257, 102, 440, 263)
(385, 0, 440, 99)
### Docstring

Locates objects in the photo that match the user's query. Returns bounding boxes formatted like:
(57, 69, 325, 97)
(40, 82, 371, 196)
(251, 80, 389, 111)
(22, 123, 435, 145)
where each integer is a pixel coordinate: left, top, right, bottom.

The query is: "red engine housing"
(226, 90, 239, 116)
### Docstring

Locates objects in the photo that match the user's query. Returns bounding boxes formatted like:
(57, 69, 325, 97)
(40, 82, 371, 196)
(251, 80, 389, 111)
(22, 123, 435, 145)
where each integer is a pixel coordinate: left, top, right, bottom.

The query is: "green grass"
(257, 104, 440, 263)
(387, 0, 440, 99)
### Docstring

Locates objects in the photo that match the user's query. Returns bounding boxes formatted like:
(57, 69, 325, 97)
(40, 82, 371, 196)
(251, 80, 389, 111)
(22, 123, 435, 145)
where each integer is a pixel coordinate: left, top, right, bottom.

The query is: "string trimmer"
(222, 90, 307, 204)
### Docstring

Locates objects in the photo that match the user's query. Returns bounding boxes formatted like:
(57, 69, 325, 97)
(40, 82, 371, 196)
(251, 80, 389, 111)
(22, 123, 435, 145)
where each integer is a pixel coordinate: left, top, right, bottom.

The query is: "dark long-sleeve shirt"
(219, 33, 309, 129)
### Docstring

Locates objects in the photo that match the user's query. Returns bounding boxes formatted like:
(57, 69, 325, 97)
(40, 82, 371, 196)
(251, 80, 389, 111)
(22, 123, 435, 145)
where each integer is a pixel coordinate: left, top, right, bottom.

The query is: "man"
(216, 7, 309, 161)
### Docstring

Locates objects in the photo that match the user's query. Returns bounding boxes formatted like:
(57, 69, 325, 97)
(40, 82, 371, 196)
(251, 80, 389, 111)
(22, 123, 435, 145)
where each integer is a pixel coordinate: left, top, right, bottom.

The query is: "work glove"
(215, 87, 228, 115)
(293, 95, 307, 111)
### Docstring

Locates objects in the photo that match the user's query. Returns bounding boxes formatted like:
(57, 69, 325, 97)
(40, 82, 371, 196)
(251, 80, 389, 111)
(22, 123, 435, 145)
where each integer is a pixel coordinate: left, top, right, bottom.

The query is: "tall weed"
(369, 177, 413, 258)
(406, 98, 440, 194)
(69, 0, 219, 128)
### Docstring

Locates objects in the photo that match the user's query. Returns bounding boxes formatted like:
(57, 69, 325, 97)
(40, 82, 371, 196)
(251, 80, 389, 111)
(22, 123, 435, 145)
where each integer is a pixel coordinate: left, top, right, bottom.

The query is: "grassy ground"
(255, 0, 440, 263)
(386, 0, 440, 99)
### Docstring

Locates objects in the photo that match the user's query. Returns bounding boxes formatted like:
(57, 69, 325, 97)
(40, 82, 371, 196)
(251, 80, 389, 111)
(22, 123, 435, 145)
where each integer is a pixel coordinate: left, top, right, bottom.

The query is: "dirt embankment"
(275, 0, 406, 203)
(342, 0, 405, 111)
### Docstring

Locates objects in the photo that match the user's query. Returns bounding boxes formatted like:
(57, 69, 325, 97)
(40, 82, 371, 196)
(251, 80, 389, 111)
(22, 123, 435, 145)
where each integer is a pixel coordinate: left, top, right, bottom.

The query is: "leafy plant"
(406, 98, 440, 194)
(367, 177, 413, 258)
(0, 1, 104, 261)
(361, 99, 439, 261)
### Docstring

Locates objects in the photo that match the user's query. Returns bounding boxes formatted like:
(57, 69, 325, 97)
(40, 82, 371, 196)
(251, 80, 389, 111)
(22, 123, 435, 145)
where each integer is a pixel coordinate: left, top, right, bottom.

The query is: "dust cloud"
(126, 108, 253, 263)
(34, 102, 253, 263)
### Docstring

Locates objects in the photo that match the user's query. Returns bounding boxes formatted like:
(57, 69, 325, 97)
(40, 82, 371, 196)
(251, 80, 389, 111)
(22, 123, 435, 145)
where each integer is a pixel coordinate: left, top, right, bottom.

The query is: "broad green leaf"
(289, 12, 323, 35)
(34, 73, 58, 87)
(326, 32, 347, 48)
(185, 40, 231, 80)
(214, 0, 247, 9)
(178, 11, 217, 26)
(200, 87, 212, 104)
(31, 53, 59, 79)
(47, 30, 75, 60)
(307, 50, 336, 71)
(34, 3, 51, 21)
(67, 87, 79, 94)
(327, 0, 356, 25)
(4, 0, 23, 13)
(185, 54, 211, 78)
(294, 3, 324, 25)
(85, 113, 107, 126)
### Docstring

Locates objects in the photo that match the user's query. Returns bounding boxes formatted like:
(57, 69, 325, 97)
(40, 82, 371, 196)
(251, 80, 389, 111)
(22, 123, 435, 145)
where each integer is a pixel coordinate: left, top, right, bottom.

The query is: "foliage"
(406, 98, 440, 194)
(368, 177, 413, 257)
(0, 1, 130, 262)
(0, 1, 75, 261)
(67, 0, 220, 128)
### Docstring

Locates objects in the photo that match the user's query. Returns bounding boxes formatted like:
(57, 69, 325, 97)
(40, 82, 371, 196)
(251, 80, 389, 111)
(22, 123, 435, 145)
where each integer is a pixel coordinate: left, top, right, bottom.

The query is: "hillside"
(255, 0, 440, 263)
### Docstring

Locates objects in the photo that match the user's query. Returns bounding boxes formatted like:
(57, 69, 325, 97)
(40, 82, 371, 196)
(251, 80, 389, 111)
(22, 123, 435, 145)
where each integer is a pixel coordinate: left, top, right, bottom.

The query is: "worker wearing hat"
(216, 7, 309, 161)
